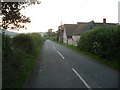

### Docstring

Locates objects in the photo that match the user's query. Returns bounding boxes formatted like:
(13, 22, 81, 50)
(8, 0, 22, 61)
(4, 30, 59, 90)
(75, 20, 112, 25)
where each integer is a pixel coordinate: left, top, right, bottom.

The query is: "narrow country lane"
(24, 40, 119, 88)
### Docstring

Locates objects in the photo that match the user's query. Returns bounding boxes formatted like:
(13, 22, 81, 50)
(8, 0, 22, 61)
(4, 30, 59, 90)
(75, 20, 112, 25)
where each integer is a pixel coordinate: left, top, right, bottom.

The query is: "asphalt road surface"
(24, 40, 119, 88)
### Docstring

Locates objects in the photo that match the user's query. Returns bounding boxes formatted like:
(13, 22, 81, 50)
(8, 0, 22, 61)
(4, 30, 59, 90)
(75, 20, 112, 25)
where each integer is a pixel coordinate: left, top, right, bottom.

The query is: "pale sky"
(17, 0, 119, 33)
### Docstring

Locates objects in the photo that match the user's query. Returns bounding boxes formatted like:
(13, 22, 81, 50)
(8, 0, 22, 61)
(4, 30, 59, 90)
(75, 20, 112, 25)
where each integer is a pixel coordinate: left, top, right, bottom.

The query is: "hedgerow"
(78, 25, 120, 60)
(12, 34, 34, 54)
(2, 33, 44, 88)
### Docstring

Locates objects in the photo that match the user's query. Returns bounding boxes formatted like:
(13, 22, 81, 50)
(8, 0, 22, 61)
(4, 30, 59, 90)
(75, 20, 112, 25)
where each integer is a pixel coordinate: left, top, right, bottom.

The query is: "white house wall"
(68, 38, 73, 45)
(59, 37, 62, 42)
(63, 28, 67, 44)
(72, 35, 80, 46)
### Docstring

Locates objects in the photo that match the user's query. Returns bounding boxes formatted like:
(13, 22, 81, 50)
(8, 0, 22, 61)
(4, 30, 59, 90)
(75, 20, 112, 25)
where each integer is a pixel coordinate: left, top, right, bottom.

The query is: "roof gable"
(95, 22, 117, 26)
(73, 23, 88, 35)
(73, 21, 95, 35)
(64, 24, 77, 36)
(63, 21, 117, 37)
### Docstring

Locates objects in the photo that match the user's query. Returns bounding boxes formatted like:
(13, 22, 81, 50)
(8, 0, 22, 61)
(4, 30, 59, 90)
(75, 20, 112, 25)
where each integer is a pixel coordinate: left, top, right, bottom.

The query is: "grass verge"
(55, 41, 119, 71)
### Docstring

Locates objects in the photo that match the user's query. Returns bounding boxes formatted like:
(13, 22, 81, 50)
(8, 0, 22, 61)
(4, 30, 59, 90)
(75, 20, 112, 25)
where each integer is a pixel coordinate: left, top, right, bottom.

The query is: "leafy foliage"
(2, 35, 13, 61)
(2, 33, 44, 88)
(78, 25, 120, 60)
(12, 34, 34, 53)
(46, 32, 57, 40)
(2, 35, 16, 88)
(1, 0, 41, 29)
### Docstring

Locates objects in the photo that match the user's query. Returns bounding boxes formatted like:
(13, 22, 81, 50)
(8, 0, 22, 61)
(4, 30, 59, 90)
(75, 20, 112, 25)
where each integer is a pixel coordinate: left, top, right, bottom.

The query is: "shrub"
(2, 35, 13, 61)
(78, 25, 120, 59)
(12, 34, 34, 54)
(2, 35, 16, 87)
(3, 33, 44, 88)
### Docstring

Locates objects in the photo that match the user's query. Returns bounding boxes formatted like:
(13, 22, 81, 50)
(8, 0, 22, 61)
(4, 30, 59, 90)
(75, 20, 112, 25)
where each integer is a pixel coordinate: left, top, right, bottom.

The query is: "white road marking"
(53, 46, 56, 49)
(57, 51, 64, 59)
(72, 68, 92, 89)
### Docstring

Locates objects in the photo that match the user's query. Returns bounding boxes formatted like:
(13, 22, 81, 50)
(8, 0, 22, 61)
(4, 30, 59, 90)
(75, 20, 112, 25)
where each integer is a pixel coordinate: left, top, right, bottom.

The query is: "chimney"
(103, 18, 106, 24)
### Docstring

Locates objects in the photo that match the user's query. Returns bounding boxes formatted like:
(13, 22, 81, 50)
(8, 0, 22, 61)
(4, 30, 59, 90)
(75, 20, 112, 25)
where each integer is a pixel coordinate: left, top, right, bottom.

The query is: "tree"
(1, 0, 41, 30)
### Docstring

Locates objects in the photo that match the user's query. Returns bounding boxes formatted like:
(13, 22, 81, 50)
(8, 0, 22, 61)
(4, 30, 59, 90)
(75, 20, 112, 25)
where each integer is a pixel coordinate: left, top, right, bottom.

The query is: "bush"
(2, 33, 44, 88)
(78, 25, 120, 59)
(12, 34, 34, 54)
(2, 35, 17, 87)
(2, 35, 13, 61)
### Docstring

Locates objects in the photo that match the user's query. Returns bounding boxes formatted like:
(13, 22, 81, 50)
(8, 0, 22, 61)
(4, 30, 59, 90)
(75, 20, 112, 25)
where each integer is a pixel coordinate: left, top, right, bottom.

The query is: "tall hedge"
(2, 35, 16, 88)
(2, 33, 44, 88)
(12, 34, 34, 54)
(78, 25, 120, 59)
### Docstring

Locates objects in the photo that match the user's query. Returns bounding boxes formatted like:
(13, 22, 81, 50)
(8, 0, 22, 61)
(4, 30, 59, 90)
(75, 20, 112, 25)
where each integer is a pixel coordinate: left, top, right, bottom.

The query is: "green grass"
(55, 41, 119, 71)
(13, 51, 40, 88)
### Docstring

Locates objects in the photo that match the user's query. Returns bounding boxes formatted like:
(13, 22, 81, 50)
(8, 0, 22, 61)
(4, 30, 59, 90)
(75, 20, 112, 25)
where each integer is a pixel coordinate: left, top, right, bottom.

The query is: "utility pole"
(118, 1, 120, 25)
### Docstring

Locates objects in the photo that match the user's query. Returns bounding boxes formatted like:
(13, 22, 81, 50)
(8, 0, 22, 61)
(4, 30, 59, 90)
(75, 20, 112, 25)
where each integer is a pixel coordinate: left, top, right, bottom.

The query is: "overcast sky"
(17, 0, 119, 33)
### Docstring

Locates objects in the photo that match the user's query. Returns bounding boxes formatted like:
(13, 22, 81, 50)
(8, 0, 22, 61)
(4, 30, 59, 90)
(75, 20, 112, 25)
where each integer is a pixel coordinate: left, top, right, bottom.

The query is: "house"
(61, 21, 94, 46)
(94, 18, 117, 27)
(72, 21, 95, 46)
(57, 25, 64, 42)
(63, 24, 77, 45)
(48, 29, 53, 32)
(57, 18, 117, 46)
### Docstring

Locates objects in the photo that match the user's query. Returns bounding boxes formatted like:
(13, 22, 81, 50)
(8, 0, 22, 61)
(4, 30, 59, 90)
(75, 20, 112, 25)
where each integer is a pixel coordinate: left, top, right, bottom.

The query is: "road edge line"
(72, 68, 92, 89)
(57, 51, 64, 59)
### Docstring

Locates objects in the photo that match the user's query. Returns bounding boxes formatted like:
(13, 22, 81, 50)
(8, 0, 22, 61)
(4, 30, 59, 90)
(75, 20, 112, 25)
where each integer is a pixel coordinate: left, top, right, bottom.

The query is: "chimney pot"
(103, 18, 106, 24)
